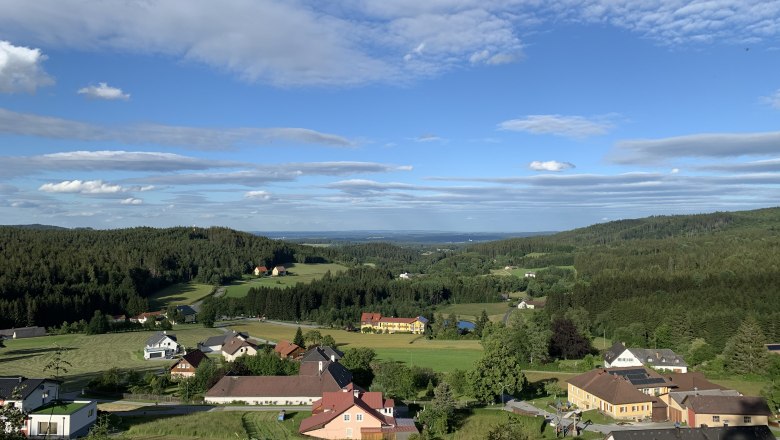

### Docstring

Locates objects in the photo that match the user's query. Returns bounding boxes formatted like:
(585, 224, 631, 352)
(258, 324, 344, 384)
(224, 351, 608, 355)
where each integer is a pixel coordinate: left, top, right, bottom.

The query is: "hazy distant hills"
(251, 230, 556, 244)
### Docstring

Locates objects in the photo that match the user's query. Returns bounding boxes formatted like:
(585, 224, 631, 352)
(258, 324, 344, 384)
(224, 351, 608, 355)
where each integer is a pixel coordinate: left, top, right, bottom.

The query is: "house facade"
(678, 395, 771, 428)
(198, 331, 248, 353)
(299, 387, 418, 440)
(274, 340, 305, 360)
(567, 367, 676, 421)
(604, 342, 689, 373)
(26, 400, 98, 439)
(221, 336, 258, 361)
(144, 332, 179, 359)
(517, 299, 545, 309)
(173, 305, 197, 324)
(272, 265, 286, 276)
(0, 377, 61, 410)
(360, 313, 428, 334)
(131, 311, 164, 325)
(170, 349, 209, 379)
(254, 265, 268, 276)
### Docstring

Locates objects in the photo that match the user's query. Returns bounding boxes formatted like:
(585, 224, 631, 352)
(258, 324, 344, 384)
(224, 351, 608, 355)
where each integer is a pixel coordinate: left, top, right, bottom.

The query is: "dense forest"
(0, 227, 324, 328)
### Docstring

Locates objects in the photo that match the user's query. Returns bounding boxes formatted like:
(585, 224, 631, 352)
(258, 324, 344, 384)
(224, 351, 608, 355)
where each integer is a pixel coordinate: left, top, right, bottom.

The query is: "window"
(88, 409, 94, 417)
(38, 422, 58, 435)
(631, 406, 636, 412)
(343, 414, 350, 422)
(356, 414, 363, 422)
(743, 416, 751, 423)
(345, 428, 352, 438)
(712, 416, 720, 422)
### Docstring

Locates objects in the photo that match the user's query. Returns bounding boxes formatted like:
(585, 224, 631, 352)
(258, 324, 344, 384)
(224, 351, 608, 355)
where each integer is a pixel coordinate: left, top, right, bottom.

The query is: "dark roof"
(628, 348, 688, 368)
(663, 372, 726, 392)
(607, 426, 774, 440)
(146, 332, 177, 346)
(299, 361, 353, 389)
(301, 346, 345, 363)
(682, 395, 772, 416)
(172, 349, 209, 370)
(175, 305, 197, 316)
(206, 362, 352, 399)
(604, 341, 628, 364)
(0, 377, 59, 400)
(669, 389, 742, 406)
(201, 334, 230, 347)
(0, 326, 47, 338)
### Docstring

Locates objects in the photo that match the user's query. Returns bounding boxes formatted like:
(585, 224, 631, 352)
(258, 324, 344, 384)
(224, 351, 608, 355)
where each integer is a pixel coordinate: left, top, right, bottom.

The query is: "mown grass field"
(490, 265, 576, 278)
(0, 326, 222, 391)
(229, 321, 483, 372)
(224, 263, 347, 297)
(443, 408, 601, 440)
(148, 282, 215, 308)
(436, 302, 513, 323)
(121, 411, 309, 440)
(710, 377, 770, 396)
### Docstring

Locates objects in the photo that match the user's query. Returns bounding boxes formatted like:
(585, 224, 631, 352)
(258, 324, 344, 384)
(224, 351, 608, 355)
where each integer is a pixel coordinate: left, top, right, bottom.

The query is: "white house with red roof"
(299, 386, 418, 440)
(359, 312, 427, 334)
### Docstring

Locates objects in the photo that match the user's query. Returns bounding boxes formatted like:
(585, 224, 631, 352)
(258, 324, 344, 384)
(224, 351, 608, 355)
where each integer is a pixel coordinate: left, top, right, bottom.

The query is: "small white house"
(26, 400, 97, 439)
(144, 332, 179, 359)
(603, 342, 688, 373)
(524, 272, 536, 278)
(399, 272, 412, 280)
(517, 299, 545, 309)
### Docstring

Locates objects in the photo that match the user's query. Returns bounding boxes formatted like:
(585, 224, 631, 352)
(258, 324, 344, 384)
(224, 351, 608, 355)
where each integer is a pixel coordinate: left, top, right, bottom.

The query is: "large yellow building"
(567, 367, 675, 421)
(360, 313, 428, 334)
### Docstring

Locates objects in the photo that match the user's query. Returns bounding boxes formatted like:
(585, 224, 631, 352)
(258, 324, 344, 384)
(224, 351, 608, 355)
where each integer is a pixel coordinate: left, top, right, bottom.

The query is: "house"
(26, 400, 98, 439)
(605, 426, 775, 440)
(144, 331, 179, 359)
(198, 331, 248, 353)
(272, 265, 286, 276)
(254, 265, 268, 276)
(398, 272, 411, 280)
(274, 340, 305, 360)
(221, 336, 258, 361)
(131, 311, 164, 325)
(170, 349, 210, 379)
(665, 389, 740, 424)
(173, 305, 197, 324)
(567, 367, 676, 421)
(360, 313, 428, 334)
(766, 343, 780, 355)
(524, 272, 536, 278)
(0, 376, 97, 439)
(205, 360, 353, 406)
(301, 346, 344, 364)
(604, 342, 689, 373)
(299, 387, 419, 440)
(109, 315, 127, 323)
(675, 395, 771, 428)
(0, 326, 47, 339)
(517, 299, 545, 309)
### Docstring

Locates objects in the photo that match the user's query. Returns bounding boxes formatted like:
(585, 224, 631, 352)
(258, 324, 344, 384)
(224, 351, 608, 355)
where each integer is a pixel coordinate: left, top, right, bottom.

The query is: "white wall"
(27, 401, 96, 439)
(604, 350, 642, 368)
(21, 382, 59, 411)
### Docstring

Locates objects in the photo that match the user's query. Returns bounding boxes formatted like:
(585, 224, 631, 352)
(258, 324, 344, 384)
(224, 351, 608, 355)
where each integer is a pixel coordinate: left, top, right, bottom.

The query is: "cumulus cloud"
(498, 115, 614, 138)
(762, 89, 780, 109)
(78, 82, 130, 100)
(414, 134, 443, 142)
(120, 197, 142, 205)
(0, 108, 354, 150)
(245, 190, 271, 200)
(611, 131, 780, 164)
(0, 40, 53, 93)
(529, 160, 575, 172)
(39, 179, 124, 194)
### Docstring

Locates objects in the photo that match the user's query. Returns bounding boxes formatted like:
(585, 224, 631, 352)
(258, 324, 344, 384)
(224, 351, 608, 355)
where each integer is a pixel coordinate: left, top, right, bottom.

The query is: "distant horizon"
(2, 3, 780, 230)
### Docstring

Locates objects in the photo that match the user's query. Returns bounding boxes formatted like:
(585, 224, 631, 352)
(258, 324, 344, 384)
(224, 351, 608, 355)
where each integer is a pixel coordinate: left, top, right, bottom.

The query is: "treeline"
(209, 266, 524, 326)
(0, 226, 327, 328)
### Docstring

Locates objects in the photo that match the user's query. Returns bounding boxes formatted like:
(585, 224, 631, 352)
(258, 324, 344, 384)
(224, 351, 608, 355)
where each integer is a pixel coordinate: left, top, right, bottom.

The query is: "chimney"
(331, 354, 336, 362)
(353, 389, 359, 399)
(318, 361, 323, 374)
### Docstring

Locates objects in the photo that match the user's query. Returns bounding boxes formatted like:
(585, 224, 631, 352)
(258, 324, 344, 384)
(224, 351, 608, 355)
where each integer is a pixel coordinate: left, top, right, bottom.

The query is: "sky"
(1, 1, 780, 232)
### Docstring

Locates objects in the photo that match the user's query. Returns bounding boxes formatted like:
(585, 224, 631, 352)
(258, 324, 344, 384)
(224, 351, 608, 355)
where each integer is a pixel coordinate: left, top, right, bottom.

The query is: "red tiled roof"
(299, 390, 392, 434)
(379, 317, 418, 324)
(568, 369, 659, 405)
(222, 336, 257, 355)
(274, 340, 302, 357)
(255, 266, 268, 272)
(361, 312, 382, 323)
(135, 311, 163, 319)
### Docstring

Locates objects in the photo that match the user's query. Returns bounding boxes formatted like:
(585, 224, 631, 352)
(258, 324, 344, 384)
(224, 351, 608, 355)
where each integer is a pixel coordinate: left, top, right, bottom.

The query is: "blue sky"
(1, 1, 780, 232)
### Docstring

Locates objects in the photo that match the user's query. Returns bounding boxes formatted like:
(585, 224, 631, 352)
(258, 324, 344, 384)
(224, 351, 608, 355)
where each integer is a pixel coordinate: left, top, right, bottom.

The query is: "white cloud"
(529, 160, 575, 172)
(78, 82, 130, 100)
(762, 89, 780, 109)
(245, 190, 271, 200)
(0, 40, 53, 93)
(39, 179, 124, 194)
(120, 197, 143, 205)
(414, 134, 443, 142)
(611, 131, 780, 164)
(0, 108, 355, 150)
(498, 114, 614, 138)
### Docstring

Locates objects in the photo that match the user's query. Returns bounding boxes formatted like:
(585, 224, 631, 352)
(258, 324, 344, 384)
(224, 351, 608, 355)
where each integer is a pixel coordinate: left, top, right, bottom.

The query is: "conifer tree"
(723, 316, 770, 374)
(293, 326, 305, 348)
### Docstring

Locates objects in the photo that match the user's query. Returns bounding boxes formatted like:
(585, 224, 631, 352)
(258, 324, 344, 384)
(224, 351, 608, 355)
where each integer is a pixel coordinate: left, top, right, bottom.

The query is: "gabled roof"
(274, 265, 286, 270)
(301, 346, 344, 363)
(255, 265, 268, 271)
(604, 341, 628, 364)
(206, 362, 352, 399)
(669, 389, 741, 406)
(135, 311, 164, 320)
(201, 331, 248, 348)
(222, 336, 257, 355)
(299, 390, 393, 434)
(682, 395, 771, 416)
(361, 312, 382, 323)
(663, 372, 726, 392)
(274, 340, 303, 357)
(172, 349, 209, 370)
(175, 305, 197, 316)
(627, 347, 688, 368)
(299, 361, 353, 389)
(607, 426, 774, 440)
(0, 377, 59, 400)
(568, 368, 673, 405)
(146, 332, 177, 346)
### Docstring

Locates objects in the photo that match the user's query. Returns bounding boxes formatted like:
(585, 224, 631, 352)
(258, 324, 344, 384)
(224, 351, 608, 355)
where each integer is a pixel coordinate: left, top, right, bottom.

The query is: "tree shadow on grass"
(3, 346, 76, 356)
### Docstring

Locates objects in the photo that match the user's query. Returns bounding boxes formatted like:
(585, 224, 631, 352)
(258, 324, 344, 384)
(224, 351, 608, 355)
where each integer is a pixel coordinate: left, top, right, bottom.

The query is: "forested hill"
(0, 226, 328, 328)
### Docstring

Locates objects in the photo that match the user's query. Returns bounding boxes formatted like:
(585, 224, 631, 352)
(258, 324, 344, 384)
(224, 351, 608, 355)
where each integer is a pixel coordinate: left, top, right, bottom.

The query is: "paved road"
(502, 307, 515, 325)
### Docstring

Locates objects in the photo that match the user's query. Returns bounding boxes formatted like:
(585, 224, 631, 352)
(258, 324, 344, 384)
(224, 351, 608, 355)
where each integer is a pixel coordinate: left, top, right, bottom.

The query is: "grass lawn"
(120, 410, 309, 440)
(579, 409, 617, 425)
(229, 321, 483, 372)
(437, 302, 513, 323)
(444, 408, 601, 439)
(0, 326, 222, 391)
(710, 377, 770, 396)
(148, 282, 214, 308)
(225, 263, 347, 295)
